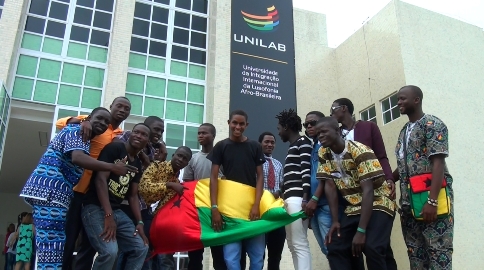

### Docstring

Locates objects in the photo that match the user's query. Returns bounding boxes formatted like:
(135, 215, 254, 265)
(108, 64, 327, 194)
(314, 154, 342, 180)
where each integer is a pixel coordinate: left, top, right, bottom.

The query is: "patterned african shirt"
(20, 124, 90, 208)
(138, 160, 179, 214)
(395, 114, 454, 206)
(317, 140, 396, 216)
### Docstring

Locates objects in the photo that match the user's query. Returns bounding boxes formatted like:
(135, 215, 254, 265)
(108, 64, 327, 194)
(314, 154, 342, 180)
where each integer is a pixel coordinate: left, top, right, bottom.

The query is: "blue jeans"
(310, 205, 332, 255)
(5, 253, 16, 270)
(311, 205, 345, 256)
(82, 204, 148, 270)
(223, 234, 265, 270)
(117, 252, 175, 270)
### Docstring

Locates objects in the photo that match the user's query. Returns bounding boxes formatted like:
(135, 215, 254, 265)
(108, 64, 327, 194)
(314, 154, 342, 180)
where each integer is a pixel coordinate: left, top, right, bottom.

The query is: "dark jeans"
(327, 211, 394, 270)
(384, 241, 398, 270)
(5, 253, 16, 270)
(265, 227, 286, 270)
(187, 245, 227, 270)
(117, 206, 176, 270)
(63, 191, 97, 270)
(82, 204, 148, 269)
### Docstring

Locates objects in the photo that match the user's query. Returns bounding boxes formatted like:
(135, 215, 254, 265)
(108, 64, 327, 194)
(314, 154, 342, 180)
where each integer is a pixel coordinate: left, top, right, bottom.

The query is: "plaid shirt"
(262, 155, 284, 193)
(116, 130, 157, 210)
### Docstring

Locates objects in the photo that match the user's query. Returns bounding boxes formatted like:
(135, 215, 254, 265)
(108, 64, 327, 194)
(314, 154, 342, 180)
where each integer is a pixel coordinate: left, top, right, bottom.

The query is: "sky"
(292, 0, 484, 47)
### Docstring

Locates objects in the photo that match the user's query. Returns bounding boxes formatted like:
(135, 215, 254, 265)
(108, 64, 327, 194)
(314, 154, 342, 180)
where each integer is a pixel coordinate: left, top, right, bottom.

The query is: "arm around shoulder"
(71, 149, 113, 172)
(56, 115, 87, 129)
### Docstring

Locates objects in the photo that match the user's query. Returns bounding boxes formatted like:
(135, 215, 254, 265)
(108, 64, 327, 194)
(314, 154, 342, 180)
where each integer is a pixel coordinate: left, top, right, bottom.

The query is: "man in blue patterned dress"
(19, 107, 137, 270)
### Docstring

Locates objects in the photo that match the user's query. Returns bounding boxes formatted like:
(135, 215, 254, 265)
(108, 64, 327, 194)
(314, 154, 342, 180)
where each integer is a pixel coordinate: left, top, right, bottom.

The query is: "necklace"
(340, 121, 356, 139)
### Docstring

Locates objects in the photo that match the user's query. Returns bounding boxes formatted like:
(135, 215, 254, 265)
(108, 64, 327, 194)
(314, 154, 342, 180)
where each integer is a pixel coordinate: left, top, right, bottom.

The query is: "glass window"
(127, 0, 208, 171)
(174, 12, 190, 28)
(381, 93, 401, 124)
(129, 1, 208, 79)
(21, 0, 114, 64)
(13, 55, 104, 109)
(125, 72, 204, 122)
(360, 105, 377, 124)
(175, 0, 208, 14)
(130, 1, 171, 72)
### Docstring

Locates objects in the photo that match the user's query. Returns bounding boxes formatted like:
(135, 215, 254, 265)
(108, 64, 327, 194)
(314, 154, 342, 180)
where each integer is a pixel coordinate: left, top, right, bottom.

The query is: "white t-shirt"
(6, 233, 16, 254)
(341, 129, 354, 141)
(399, 122, 417, 158)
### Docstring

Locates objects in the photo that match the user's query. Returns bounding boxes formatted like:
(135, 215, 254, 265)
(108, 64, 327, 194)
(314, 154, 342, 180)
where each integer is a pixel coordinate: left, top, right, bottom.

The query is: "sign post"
(230, 0, 297, 161)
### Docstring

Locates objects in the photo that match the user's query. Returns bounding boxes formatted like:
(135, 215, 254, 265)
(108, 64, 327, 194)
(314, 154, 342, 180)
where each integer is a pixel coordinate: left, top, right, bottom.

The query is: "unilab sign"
(230, 0, 297, 161)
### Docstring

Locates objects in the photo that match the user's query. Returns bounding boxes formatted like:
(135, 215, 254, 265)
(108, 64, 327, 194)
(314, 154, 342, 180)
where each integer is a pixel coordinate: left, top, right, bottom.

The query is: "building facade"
(0, 0, 482, 269)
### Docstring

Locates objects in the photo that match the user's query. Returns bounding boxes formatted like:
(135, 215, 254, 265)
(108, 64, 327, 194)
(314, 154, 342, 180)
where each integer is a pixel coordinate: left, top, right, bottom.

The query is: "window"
(0, 81, 11, 160)
(360, 106, 377, 124)
(12, 0, 115, 108)
(381, 93, 400, 124)
(128, 0, 208, 80)
(0, 0, 4, 19)
(126, 0, 208, 149)
(165, 123, 201, 158)
(21, 0, 114, 62)
(125, 74, 204, 121)
(13, 55, 104, 108)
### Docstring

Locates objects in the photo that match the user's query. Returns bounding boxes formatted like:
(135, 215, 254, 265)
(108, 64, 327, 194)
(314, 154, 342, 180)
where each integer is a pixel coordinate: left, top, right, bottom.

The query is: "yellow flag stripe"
(194, 179, 285, 221)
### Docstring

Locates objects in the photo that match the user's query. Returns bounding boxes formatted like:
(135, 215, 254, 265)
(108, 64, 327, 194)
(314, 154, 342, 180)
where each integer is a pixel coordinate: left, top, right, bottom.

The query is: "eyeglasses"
(330, 105, 344, 115)
(303, 120, 317, 129)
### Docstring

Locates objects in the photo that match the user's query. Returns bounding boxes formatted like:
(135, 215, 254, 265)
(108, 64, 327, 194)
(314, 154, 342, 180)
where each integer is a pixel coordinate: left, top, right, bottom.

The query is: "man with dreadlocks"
(276, 109, 312, 270)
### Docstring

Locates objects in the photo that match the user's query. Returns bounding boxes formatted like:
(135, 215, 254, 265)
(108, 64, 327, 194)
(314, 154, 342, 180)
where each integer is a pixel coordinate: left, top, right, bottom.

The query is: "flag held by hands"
(150, 179, 305, 254)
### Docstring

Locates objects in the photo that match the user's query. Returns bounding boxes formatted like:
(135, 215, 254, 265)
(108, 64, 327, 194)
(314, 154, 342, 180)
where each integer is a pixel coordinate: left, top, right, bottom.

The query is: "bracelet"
(104, 213, 113, 218)
(357, 227, 366, 234)
(311, 195, 319, 202)
(80, 117, 90, 123)
(138, 220, 144, 225)
(427, 198, 438, 207)
(211, 204, 218, 209)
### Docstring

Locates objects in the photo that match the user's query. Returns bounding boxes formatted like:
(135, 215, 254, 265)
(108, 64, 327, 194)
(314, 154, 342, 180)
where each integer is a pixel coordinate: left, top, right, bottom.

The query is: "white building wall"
(396, 0, 484, 267)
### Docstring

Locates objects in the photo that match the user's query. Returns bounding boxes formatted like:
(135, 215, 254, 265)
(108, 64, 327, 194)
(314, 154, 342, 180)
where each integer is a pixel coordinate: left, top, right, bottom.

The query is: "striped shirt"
(282, 136, 312, 199)
(262, 155, 284, 193)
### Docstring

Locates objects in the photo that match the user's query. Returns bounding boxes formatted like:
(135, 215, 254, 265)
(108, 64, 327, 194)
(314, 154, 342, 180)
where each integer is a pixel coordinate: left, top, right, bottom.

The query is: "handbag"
(403, 123, 451, 220)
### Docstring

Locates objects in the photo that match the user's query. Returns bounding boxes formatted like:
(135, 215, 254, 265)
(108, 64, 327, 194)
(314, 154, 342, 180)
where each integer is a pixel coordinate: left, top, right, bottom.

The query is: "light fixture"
(38, 131, 49, 147)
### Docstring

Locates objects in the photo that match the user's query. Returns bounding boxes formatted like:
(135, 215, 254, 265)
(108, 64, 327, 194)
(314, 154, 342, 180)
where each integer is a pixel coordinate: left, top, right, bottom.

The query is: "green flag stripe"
(198, 207, 305, 247)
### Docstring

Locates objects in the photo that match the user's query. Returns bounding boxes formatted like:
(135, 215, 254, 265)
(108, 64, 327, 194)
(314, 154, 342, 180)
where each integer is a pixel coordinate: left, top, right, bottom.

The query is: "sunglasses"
(330, 105, 344, 115)
(303, 120, 317, 129)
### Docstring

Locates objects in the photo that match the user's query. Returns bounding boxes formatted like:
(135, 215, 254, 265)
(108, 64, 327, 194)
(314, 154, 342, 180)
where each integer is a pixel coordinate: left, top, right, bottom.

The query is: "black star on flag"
(171, 196, 183, 209)
(425, 178, 432, 188)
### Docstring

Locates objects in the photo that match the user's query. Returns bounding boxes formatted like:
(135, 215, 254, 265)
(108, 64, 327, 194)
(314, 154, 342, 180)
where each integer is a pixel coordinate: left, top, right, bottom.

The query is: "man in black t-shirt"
(207, 110, 266, 270)
(81, 123, 151, 270)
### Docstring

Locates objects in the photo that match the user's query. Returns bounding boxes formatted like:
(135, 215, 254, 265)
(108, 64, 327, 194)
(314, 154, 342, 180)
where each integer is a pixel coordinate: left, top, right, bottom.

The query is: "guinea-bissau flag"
(150, 179, 306, 253)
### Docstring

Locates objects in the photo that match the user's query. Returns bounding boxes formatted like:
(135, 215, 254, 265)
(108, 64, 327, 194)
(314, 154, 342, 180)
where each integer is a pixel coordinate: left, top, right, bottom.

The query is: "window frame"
(9, 0, 115, 108)
(360, 105, 377, 124)
(19, 0, 116, 65)
(125, 0, 209, 125)
(128, 0, 209, 76)
(0, 0, 4, 19)
(380, 93, 400, 124)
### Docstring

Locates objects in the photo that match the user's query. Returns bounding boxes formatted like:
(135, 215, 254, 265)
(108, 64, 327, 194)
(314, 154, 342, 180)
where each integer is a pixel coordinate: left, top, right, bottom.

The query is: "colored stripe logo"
(241, 5, 279, 31)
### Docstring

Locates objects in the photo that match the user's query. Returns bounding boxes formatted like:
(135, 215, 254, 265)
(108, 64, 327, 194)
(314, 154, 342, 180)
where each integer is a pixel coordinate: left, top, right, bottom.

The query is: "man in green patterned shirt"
(315, 117, 396, 270)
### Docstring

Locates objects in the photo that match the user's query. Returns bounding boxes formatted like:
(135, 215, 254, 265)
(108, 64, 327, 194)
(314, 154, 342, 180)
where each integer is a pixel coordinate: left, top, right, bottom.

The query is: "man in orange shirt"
(60, 97, 131, 270)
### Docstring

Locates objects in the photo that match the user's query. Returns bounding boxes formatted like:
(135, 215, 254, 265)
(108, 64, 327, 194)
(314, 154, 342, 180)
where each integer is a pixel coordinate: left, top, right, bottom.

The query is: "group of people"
(16, 84, 453, 270)
(3, 212, 35, 270)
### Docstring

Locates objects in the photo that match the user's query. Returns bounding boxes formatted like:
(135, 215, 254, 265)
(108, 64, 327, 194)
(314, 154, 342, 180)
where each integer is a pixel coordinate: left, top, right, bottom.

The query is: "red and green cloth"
(150, 179, 305, 253)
